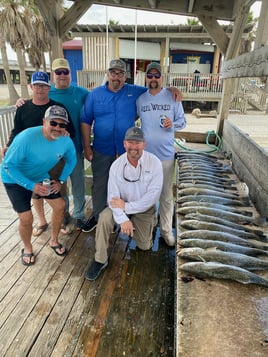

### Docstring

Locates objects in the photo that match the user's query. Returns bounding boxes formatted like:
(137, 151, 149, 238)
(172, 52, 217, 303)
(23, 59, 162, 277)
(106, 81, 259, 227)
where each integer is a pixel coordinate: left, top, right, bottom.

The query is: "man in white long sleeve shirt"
(85, 127, 163, 281)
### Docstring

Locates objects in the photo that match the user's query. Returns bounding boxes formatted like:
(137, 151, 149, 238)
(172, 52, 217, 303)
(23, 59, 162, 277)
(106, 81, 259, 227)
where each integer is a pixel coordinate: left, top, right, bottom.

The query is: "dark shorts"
(4, 183, 61, 213)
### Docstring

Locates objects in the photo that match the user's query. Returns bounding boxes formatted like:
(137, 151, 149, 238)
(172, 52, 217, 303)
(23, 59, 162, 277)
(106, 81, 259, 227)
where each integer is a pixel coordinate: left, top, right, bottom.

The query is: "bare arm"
(80, 122, 93, 161)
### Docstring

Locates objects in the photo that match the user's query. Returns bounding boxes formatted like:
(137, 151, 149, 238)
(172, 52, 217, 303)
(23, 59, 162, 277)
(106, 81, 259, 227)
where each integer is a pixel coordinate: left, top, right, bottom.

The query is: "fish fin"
(198, 255, 207, 262)
(253, 216, 267, 227)
(206, 247, 219, 252)
(240, 197, 251, 206)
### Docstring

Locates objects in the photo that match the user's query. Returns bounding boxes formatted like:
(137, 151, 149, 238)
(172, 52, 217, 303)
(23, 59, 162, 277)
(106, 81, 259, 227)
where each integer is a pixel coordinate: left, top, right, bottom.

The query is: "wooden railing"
(0, 106, 15, 162)
(77, 70, 224, 101)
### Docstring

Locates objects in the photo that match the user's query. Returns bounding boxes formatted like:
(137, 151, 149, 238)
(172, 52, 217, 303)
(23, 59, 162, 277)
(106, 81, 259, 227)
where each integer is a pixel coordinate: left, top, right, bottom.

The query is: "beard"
(111, 80, 121, 90)
(149, 81, 159, 89)
(50, 132, 61, 140)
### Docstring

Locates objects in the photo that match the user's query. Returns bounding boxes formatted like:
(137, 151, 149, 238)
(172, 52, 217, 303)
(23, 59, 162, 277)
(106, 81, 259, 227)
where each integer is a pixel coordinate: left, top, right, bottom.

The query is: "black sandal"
(21, 249, 35, 266)
(50, 243, 68, 256)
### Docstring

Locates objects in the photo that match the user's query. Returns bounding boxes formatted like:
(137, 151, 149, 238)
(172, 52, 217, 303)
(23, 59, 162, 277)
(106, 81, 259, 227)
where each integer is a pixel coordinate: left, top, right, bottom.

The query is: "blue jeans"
(65, 152, 86, 220)
(91, 149, 116, 220)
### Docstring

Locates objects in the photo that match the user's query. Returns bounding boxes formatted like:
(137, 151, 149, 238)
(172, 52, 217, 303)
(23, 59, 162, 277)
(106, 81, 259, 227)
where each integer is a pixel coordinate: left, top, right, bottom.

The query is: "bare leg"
(46, 197, 66, 254)
(18, 210, 35, 264)
(32, 198, 47, 226)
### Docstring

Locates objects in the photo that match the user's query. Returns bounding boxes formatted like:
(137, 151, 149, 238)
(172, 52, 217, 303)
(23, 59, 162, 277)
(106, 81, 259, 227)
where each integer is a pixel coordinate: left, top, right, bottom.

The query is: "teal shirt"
(1, 126, 77, 191)
(49, 84, 89, 153)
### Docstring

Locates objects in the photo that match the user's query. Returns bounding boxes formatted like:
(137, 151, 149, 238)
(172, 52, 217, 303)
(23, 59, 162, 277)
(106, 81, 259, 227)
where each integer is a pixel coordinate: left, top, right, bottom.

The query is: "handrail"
(0, 106, 16, 159)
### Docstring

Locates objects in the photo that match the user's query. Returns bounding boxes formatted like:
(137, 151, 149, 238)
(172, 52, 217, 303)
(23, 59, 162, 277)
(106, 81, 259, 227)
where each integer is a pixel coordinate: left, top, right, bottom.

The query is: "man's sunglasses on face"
(54, 69, 70, 75)
(146, 72, 161, 79)
(109, 70, 126, 78)
(49, 120, 67, 129)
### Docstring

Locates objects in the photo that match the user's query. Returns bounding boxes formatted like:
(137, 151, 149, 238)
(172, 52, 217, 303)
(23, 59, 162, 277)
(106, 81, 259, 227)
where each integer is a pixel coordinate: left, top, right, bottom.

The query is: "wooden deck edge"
(222, 120, 268, 217)
(175, 131, 216, 144)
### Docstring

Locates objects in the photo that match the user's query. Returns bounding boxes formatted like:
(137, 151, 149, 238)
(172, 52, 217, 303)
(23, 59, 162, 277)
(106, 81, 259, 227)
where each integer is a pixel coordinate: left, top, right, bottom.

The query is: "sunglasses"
(49, 120, 67, 129)
(146, 73, 161, 79)
(109, 70, 126, 78)
(123, 163, 142, 183)
(54, 69, 70, 75)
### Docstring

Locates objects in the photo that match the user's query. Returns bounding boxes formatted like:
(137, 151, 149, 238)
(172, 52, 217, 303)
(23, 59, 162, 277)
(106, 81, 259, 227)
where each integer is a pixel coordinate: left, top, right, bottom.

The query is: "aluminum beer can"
(160, 113, 166, 127)
(42, 178, 51, 194)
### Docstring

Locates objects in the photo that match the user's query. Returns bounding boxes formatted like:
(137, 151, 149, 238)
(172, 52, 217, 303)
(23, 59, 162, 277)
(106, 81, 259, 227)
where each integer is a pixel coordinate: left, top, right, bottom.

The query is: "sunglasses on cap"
(54, 69, 70, 75)
(49, 120, 68, 129)
(146, 72, 161, 79)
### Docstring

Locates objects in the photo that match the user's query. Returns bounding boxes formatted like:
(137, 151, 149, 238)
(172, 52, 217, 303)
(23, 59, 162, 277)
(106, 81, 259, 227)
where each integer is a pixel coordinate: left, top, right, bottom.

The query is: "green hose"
(174, 130, 222, 153)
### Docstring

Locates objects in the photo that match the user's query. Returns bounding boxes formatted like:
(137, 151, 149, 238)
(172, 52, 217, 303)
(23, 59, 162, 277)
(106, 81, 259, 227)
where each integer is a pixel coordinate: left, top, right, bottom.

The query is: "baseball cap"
(52, 58, 70, 71)
(146, 62, 162, 74)
(109, 59, 127, 72)
(124, 127, 145, 142)
(44, 105, 69, 123)
(31, 71, 50, 86)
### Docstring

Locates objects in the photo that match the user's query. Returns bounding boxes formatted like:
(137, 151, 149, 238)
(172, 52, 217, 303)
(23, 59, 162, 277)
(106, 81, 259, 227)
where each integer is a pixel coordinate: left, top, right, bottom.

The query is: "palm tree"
(3, 1, 35, 99)
(27, 13, 51, 71)
(0, 36, 19, 104)
(0, 1, 32, 101)
(0, 2, 21, 104)
(0, 0, 52, 103)
(186, 18, 200, 26)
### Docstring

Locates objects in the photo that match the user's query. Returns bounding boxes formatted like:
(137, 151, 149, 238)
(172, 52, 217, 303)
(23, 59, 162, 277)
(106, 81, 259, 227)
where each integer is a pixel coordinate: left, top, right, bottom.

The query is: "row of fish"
(175, 150, 268, 287)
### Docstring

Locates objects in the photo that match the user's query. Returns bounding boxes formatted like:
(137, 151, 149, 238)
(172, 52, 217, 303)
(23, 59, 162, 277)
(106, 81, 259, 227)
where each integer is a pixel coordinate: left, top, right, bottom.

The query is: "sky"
(70, 0, 261, 26)
(3, 1, 262, 60)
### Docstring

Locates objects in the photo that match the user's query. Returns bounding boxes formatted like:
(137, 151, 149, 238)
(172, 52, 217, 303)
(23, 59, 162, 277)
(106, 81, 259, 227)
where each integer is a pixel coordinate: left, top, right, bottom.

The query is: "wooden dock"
(0, 182, 175, 357)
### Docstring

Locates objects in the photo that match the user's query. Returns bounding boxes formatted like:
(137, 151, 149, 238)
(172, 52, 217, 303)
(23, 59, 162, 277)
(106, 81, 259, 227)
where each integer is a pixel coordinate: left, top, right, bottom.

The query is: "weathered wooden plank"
(96, 235, 175, 356)
(175, 131, 216, 144)
(72, 234, 129, 356)
(12, 231, 90, 357)
(222, 120, 268, 217)
(221, 45, 268, 78)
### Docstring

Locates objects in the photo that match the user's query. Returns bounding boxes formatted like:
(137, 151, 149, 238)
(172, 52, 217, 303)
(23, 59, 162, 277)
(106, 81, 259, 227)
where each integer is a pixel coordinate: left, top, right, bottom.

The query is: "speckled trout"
(178, 247, 268, 270)
(180, 220, 265, 240)
(177, 206, 255, 224)
(180, 201, 252, 216)
(177, 195, 249, 206)
(179, 261, 268, 287)
(179, 230, 268, 249)
(178, 239, 268, 257)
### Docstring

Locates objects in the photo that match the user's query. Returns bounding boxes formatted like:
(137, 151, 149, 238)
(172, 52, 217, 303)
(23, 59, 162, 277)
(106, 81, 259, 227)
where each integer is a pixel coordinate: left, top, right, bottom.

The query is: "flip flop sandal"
(50, 243, 68, 256)
(32, 223, 48, 237)
(21, 249, 35, 266)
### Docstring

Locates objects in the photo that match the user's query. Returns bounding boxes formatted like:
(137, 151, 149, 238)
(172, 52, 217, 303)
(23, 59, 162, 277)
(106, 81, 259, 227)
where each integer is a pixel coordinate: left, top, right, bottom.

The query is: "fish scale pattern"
(176, 150, 268, 287)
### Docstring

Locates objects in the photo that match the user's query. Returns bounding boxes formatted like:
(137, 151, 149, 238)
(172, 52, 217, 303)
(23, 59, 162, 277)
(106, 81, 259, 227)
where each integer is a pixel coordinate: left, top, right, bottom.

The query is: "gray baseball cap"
(44, 105, 69, 123)
(109, 59, 127, 72)
(124, 127, 145, 142)
(146, 62, 162, 74)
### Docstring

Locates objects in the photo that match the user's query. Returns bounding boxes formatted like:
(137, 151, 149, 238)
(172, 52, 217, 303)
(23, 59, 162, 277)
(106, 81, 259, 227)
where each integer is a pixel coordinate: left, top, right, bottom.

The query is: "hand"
(63, 130, 70, 137)
(1, 146, 8, 158)
(84, 146, 93, 161)
(110, 197, 125, 211)
(120, 220, 134, 237)
(50, 180, 62, 194)
(162, 116, 173, 129)
(15, 98, 26, 108)
(33, 183, 50, 196)
(169, 87, 183, 102)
